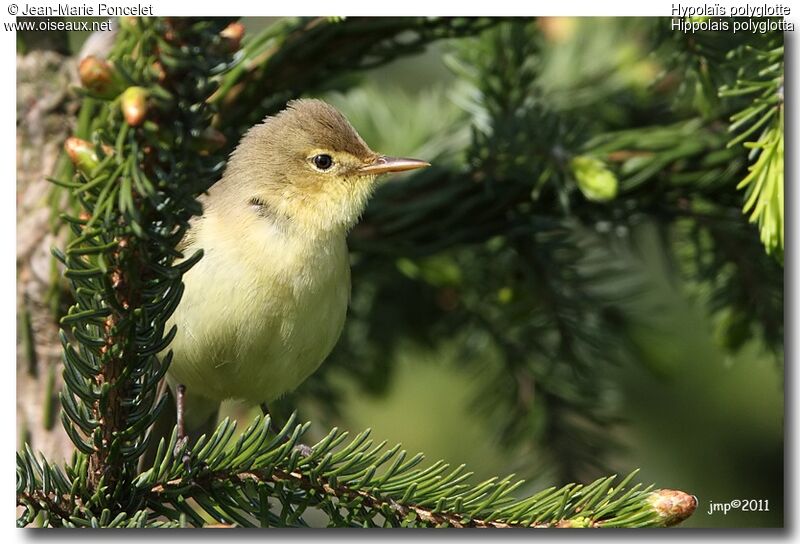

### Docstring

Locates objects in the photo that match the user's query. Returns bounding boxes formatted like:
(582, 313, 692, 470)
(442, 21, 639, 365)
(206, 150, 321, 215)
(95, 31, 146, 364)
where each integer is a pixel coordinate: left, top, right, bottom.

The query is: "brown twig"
(148, 467, 628, 528)
(17, 490, 78, 525)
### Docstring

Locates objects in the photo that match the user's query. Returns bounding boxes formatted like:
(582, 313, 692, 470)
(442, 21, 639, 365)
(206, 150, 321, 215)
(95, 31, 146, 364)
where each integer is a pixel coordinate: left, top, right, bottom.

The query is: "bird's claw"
(174, 435, 193, 473)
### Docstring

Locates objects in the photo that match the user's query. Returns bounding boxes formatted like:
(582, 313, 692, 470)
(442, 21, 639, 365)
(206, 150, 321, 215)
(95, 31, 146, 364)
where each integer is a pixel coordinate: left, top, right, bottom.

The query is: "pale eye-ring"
(312, 154, 334, 171)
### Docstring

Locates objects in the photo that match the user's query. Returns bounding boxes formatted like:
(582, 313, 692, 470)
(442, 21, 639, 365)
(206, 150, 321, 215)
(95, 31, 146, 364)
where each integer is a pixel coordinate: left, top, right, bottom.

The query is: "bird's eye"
(312, 154, 334, 171)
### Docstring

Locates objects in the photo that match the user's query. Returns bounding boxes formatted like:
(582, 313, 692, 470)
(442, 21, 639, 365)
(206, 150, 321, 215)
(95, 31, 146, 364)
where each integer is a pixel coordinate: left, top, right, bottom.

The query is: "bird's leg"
(175, 384, 192, 471)
(259, 402, 283, 435)
(260, 403, 313, 457)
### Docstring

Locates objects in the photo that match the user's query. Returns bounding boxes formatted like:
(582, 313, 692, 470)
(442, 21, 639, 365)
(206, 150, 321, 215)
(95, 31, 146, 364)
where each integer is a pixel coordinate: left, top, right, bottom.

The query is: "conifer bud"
(64, 137, 99, 174)
(119, 16, 138, 31)
(150, 61, 166, 83)
(64, 138, 114, 175)
(570, 155, 619, 202)
(647, 489, 697, 527)
(554, 516, 591, 528)
(120, 86, 149, 126)
(78, 56, 121, 98)
(538, 17, 576, 43)
(220, 22, 245, 52)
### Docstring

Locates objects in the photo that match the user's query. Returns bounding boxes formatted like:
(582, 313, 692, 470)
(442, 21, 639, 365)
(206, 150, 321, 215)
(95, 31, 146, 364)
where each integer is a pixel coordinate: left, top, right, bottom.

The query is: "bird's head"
(215, 99, 429, 236)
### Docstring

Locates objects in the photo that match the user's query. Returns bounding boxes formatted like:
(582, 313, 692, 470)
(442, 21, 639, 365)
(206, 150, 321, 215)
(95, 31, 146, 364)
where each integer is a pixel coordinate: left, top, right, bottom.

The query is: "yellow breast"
(166, 211, 351, 405)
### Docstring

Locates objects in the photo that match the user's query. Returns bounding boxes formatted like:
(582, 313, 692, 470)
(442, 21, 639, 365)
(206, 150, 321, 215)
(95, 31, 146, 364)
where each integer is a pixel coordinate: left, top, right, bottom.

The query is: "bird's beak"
(358, 156, 431, 175)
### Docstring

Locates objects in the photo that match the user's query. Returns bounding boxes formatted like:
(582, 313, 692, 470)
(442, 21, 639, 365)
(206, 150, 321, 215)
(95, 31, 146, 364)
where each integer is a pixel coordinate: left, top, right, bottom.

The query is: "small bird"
(165, 99, 429, 433)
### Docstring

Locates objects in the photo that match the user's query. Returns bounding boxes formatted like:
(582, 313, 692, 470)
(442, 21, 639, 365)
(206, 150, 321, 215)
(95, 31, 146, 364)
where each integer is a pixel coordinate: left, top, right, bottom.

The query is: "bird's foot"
(173, 436, 193, 473)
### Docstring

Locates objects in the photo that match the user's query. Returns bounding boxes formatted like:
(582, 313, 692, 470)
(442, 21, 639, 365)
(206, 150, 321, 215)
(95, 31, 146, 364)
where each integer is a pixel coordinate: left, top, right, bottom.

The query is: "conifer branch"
(54, 17, 237, 494)
(720, 43, 784, 260)
(18, 416, 697, 528)
(213, 17, 499, 132)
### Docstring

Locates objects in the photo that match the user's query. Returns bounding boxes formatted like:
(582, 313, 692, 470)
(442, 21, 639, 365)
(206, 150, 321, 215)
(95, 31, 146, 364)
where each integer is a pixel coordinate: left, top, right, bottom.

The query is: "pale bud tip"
(648, 489, 698, 527)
